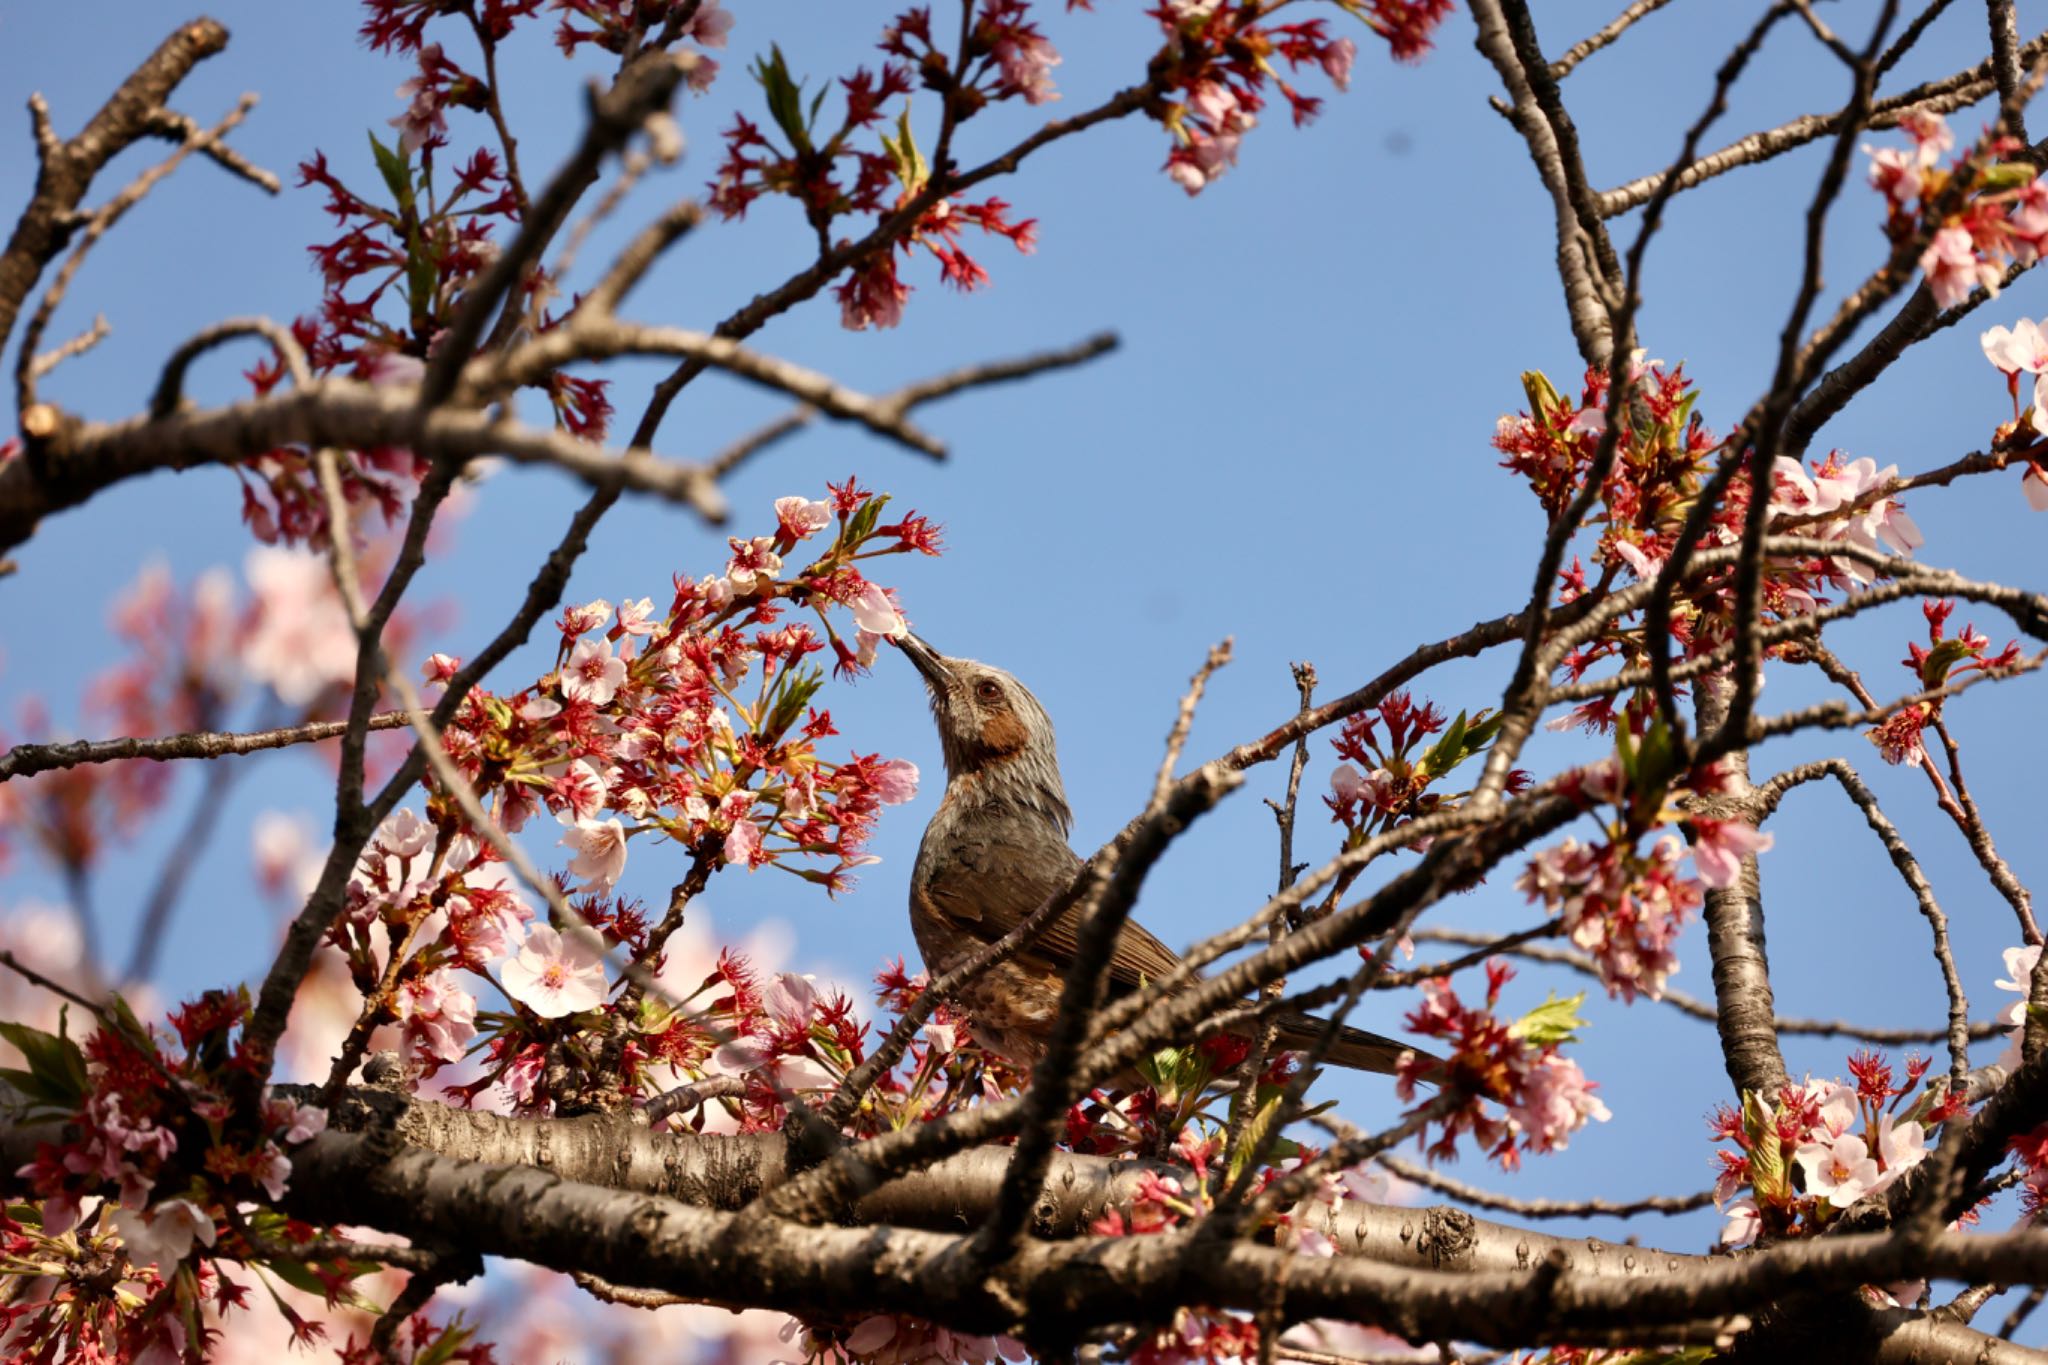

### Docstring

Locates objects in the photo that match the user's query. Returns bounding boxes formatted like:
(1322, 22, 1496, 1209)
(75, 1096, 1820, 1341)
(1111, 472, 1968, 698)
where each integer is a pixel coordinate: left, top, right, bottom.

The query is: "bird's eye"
(975, 679, 1002, 702)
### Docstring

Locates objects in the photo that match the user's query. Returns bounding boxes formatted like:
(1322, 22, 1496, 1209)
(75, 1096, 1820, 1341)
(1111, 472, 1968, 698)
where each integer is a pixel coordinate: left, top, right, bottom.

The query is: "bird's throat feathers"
(937, 749, 1072, 835)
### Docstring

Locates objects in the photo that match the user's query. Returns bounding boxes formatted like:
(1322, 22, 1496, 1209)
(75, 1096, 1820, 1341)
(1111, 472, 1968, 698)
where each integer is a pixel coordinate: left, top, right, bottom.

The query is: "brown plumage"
(897, 632, 1413, 1076)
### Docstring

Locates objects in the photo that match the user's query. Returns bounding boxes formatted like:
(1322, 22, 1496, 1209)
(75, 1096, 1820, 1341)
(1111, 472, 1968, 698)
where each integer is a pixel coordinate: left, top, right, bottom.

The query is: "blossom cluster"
(1397, 960, 1611, 1169)
(315, 484, 942, 1115)
(1708, 1050, 1959, 1250)
(1500, 358, 1934, 710)
(1974, 314, 2048, 509)
(2, 545, 431, 889)
(2, 993, 354, 1363)
(1864, 108, 2048, 308)
(1516, 746, 1769, 1002)
(1324, 689, 1518, 845)
(249, 0, 741, 548)
(1864, 599, 2021, 767)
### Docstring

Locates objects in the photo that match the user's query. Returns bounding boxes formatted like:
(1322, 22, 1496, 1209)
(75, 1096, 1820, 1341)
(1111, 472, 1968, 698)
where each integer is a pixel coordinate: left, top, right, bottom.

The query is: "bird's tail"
(1272, 1013, 1422, 1077)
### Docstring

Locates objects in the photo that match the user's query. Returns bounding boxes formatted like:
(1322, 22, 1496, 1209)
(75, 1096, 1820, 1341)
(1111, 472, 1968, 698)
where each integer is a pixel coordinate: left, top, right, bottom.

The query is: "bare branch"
(1372, 1152, 1715, 1221)
(0, 19, 236, 356)
(0, 712, 410, 781)
(1550, 0, 1679, 79)
(16, 93, 261, 414)
(1597, 29, 2048, 216)
(1762, 759, 1973, 1086)
(1407, 925, 2001, 1046)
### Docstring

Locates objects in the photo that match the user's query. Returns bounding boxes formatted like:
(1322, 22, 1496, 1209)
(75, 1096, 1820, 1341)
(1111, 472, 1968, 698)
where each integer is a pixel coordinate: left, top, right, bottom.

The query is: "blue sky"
(4, 0, 2047, 1348)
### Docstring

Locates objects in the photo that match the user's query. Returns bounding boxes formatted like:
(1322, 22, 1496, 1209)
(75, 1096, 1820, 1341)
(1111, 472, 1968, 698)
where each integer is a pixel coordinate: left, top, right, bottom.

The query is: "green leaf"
(845, 491, 891, 545)
(1919, 637, 1976, 689)
(1981, 162, 2039, 191)
(1521, 370, 1564, 423)
(751, 46, 814, 155)
(366, 130, 414, 213)
(1742, 1089, 1787, 1204)
(414, 1315, 480, 1365)
(1226, 1091, 1286, 1186)
(1417, 710, 1468, 778)
(882, 104, 928, 193)
(1507, 991, 1588, 1046)
(0, 1019, 88, 1111)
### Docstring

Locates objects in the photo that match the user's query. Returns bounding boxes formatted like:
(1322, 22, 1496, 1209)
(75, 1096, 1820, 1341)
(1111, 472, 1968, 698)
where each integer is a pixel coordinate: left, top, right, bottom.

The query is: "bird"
(895, 631, 1414, 1077)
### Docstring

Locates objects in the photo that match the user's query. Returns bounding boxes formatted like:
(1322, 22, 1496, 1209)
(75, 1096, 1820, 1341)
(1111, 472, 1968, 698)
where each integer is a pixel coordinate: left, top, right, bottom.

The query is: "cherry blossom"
(1795, 1132, 1882, 1208)
(774, 495, 832, 541)
(560, 636, 626, 705)
(559, 815, 628, 890)
(2024, 461, 2048, 511)
(617, 595, 657, 635)
(1994, 943, 2041, 1070)
(113, 1199, 218, 1269)
(1690, 819, 1774, 890)
(395, 967, 479, 1068)
(871, 758, 919, 806)
(240, 547, 360, 705)
(1505, 1052, 1611, 1156)
(500, 923, 609, 1018)
(994, 28, 1061, 106)
(727, 535, 784, 593)
(1981, 317, 2048, 375)
(560, 598, 612, 636)
(1720, 1195, 1762, 1249)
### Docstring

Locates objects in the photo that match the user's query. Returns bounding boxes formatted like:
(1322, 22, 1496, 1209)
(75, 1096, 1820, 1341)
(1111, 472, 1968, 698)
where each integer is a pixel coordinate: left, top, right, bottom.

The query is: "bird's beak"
(893, 631, 952, 690)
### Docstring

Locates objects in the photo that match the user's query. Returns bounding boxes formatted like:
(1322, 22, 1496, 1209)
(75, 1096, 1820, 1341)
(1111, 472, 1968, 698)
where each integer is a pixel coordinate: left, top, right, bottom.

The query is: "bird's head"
(895, 632, 1070, 829)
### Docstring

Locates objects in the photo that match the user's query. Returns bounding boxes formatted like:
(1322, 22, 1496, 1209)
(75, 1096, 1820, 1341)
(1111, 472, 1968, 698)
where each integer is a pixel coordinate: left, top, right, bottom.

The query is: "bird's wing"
(920, 825, 1184, 993)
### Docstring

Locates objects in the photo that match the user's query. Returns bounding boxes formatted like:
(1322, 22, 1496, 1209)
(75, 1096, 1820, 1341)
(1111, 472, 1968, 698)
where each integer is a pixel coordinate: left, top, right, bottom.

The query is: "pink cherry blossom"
(1981, 318, 2048, 374)
(1994, 943, 2040, 1070)
(2025, 461, 2048, 511)
(726, 536, 784, 593)
(422, 651, 459, 683)
(242, 546, 359, 705)
(871, 758, 919, 805)
(724, 815, 765, 868)
(395, 968, 478, 1067)
(1506, 1052, 1611, 1156)
(559, 816, 628, 890)
(1795, 1132, 1881, 1208)
(773, 495, 832, 541)
(1322, 37, 1357, 92)
(379, 806, 435, 859)
(850, 580, 907, 638)
(1610, 538, 1666, 581)
(560, 598, 612, 635)
(113, 1199, 217, 1269)
(765, 972, 818, 1024)
(501, 923, 609, 1019)
(995, 30, 1061, 105)
(683, 0, 732, 47)
(1690, 819, 1774, 889)
(388, 43, 456, 154)
(1920, 226, 2001, 309)
(561, 636, 626, 705)
(553, 758, 610, 822)
(1868, 1112, 1928, 1197)
(617, 596, 658, 635)
(1719, 1196, 1761, 1248)
(263, 1094, 329, 1144)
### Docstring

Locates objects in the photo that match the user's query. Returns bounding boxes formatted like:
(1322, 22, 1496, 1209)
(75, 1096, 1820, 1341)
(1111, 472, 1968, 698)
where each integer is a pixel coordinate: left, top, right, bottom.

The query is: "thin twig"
(1550, 0, 1679, 78)
(1374, 1148, 1717, 1219)
(0, 712, 410, 781)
